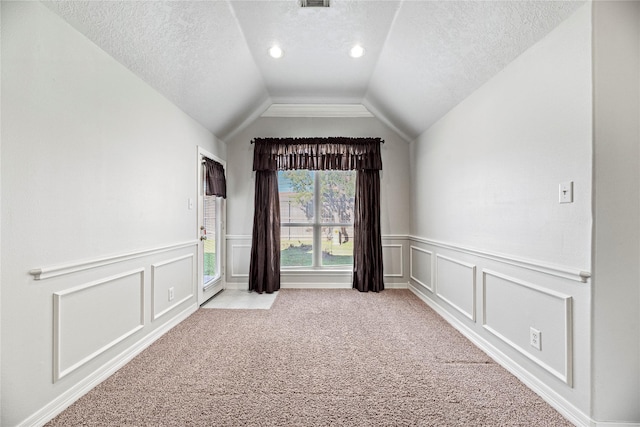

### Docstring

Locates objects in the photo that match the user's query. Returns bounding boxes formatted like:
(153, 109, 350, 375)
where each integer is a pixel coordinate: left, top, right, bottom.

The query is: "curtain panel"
(353, 169, 384, 292)
(248, 170, 281, 294)
(249, 137, 384, 293)
(204, 158, 227, 198)
(252, 137, 383, 171)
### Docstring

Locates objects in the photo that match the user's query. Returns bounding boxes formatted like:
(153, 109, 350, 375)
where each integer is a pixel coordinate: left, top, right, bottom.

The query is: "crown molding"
(260, 103, 374, 118)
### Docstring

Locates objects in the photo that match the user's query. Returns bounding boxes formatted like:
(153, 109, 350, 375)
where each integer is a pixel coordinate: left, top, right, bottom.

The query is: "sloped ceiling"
(43, 0, 585, 142)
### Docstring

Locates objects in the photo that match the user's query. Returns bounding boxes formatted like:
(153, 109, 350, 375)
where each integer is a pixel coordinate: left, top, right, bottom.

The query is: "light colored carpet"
(46, 289, 572, 426)
(202, 289, 278, 310)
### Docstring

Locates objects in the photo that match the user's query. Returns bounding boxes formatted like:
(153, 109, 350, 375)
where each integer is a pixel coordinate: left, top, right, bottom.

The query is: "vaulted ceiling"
(43, 0, 585, 142)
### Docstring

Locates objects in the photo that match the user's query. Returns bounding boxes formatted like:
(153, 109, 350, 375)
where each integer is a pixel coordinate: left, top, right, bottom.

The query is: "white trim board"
(409, 235, 590, 283)
(30, 241, 198, 280)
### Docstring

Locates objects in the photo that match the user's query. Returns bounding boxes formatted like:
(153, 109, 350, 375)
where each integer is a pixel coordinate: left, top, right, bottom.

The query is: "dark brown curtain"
(248, 170, 281, 294)
(250, 137, 384, 293)
(353, 169, 384, 292)
(204, 158, 227, 198)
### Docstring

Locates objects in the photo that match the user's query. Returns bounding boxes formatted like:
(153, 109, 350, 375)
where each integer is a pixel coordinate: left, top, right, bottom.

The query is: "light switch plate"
(559, 181, 573, 203)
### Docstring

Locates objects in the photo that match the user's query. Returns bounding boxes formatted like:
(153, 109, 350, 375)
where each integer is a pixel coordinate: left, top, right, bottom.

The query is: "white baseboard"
(281, 282, 351, 289)
(409, 283, 591, 427)
(591, 422, 640, 427)
(225, 282, 408, 290)
(20, 303, 198, 427)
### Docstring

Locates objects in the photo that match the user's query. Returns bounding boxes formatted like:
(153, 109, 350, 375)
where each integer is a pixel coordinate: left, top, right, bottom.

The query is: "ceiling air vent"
(301, 0, 330, 7)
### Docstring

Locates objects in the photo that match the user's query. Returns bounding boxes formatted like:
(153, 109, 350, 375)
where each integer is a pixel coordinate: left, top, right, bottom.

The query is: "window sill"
(281, 268, 352, 276)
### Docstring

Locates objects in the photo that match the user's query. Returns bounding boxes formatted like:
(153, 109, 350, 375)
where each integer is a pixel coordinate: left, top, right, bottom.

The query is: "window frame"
(279, 170, 354, 270)
(197, 147, 226, 305)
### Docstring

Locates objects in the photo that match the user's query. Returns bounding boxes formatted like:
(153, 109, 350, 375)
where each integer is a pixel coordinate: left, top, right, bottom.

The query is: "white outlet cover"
(530, 327, 542, 351)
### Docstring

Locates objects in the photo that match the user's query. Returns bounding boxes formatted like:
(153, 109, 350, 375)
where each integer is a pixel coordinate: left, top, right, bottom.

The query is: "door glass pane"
(281, 226, 313, 267)
(321, 226, 354, 266)
(203, 194, 217, 284)
(279, 170, 315, 223)
(320, 170, 355, 223)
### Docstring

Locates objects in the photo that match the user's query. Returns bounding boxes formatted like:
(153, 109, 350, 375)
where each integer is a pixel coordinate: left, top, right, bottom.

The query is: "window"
(279, 170, 355, 268)
(202, 194, 220, 283)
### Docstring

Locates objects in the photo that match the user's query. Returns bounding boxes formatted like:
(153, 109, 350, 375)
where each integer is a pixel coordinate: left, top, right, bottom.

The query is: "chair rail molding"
(409, 235, 590, 283)
(30, 240, 199, 280)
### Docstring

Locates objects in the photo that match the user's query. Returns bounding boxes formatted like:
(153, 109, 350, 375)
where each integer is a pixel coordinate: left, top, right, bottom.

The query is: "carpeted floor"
(46, 289, 572, 426)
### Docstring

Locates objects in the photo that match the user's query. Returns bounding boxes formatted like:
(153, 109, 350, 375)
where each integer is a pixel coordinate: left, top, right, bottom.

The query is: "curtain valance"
(252, 137, 383, 171)
(204, 158, 227, 198)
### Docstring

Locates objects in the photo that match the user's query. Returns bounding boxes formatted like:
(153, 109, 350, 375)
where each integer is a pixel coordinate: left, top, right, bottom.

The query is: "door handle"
(200, 235, 207, 241)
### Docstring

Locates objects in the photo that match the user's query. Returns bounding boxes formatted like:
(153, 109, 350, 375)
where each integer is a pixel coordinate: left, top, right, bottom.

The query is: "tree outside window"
(279, 170, 355, 268)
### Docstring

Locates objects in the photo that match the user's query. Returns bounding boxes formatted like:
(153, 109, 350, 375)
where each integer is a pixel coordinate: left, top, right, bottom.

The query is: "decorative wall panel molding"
(482, 269, 573, 385)
(407, 283, 587, 427)
(230, 244, 252, 278)
(410, 246, 433, 292)
(409, 235, 590, 283)
(151, 254, 195, 321)
(27, 304, 197, 427)
(382, 244, 403, 277)
(435, 254, 476, 321)
(53, 269, 145, 382)
(31, 240, 198, 280)
(226, 235, 408, 282)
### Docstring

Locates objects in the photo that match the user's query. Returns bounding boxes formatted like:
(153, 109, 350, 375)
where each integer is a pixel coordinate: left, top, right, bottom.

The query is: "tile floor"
(201, 289, 278, 310)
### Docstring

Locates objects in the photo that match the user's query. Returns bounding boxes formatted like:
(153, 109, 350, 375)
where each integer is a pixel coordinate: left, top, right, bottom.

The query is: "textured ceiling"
(42, 0, 585, 142)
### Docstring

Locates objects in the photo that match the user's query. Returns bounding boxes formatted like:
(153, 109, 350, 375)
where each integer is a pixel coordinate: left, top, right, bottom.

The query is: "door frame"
(197, 147, 226, 305)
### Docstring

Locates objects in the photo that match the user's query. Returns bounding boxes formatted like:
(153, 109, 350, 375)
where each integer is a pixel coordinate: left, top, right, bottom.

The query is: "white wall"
(592, 1, 640, 423)
(409, 3, 594, 424)
(1, 2, 225, 425)
(225, 117, 410, 288)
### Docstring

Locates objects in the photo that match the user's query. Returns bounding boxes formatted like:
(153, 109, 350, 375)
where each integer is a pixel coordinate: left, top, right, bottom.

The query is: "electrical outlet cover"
(530, 327, 542, 351)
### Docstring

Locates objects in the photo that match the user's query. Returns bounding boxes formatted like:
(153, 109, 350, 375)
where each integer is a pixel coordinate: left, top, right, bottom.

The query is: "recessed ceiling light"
(349, 45, 365, 58)
(269, 45, 284, 59)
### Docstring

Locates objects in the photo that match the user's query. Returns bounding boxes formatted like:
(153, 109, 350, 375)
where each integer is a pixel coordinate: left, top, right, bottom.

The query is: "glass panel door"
(202, 194, 218, 285)
(198, 149, 225, 305)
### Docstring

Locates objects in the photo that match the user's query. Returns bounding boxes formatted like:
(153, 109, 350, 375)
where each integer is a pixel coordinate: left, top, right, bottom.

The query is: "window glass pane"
(203, 195, 217, 283)
(279, 170, 314, 223)
(321, 226, 354, 266)
(320, 170, 355, 223)
(281, 226, 313, 267)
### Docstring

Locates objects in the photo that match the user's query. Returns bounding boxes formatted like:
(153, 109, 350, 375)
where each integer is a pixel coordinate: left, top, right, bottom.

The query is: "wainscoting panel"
(482, 270, 573, 385)
(231, 244, 251, 278)
(225, 235, 410, 288)
(382, 244, 403, 277)
(53, 269, 145, 381)
(407, 235, 590, 425)
(410, 246, 433, 292)
(435, 254, 476, 321)
(151, 254, 195, 321)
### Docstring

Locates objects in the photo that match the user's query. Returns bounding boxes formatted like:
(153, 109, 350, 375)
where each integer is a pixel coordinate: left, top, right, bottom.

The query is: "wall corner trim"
(408, 235, 590, 283)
